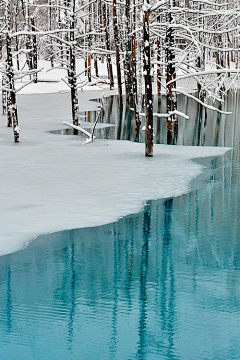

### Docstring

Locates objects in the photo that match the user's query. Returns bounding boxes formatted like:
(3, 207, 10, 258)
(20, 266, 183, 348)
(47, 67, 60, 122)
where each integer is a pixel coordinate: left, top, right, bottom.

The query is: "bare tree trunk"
(2, 71, 7, 115)
(48, 0, 54, 67)
(131, 0, 140, 129)
(69, 0, 80, 134)
(6, 33, 19, 142)
(124, 0, 131, 102)
(166, 0, 177, 145)
(0, 36, 2, 60)
(25, 0, 33, 73)
(156, 14, 161, 97)
(94, 56, 99, 77)
(143, 0, 153, 157)
(31, 17, 38, 83)
(14, 2, 20, 71)
(103, 2, 114, 89)
(87, 5, 92, 82)
(113, 0, 123, 109)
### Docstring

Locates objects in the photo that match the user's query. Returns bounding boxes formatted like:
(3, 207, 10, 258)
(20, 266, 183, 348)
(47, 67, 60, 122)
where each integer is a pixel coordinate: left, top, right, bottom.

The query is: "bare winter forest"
(1, 0, 240, 154)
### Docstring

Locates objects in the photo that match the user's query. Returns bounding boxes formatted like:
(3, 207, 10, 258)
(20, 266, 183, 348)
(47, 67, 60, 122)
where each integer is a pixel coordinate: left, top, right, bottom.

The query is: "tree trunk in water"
(6, 33, 19, 142)
(31, 17, 38, 83)
(87, 5, 92, 82)
(48, 0, 54, 67)
(88, 55, 92, 82)
(14, 3, 20, 71)
(113, 0, 123, 109)
(143, 1, 153, 157)
(0, 37, 2, 60)
(131, 0, 140, 129)
(25, 1, 33, 73)
(166, 0, 177, 145)
(94, 57, 99, 77)
(156, 14, 161, 98)
(124, 0, 131, 102)
(103, 3, 114, 89)
(2, 71, 7, 115)
(69, 0, 80, 134)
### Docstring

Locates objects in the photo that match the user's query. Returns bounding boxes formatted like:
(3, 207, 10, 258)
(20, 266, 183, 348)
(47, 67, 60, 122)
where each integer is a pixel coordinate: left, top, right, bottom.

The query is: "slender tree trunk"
(131, 0, 140, 129)
(31, 17, 38, 83)
(0, 37, 2, 60)
(69, 0, 80, 133)
(48, 0, 54, 67)
(6, 33, 19, 142)
(166, 0, 177, 145)
(2, 71, 7, 115)
(103, 2, 114, 89)
(25, 0, 33, 73)
(156, 14, 161, 97)
(14, 3, 20, 71)
(143, 0, 153, 157)
(87, 4, 92, 82)
(94, 56, 99, 77)
(124, 0, 131, 102)
(113, 0, 123, 109)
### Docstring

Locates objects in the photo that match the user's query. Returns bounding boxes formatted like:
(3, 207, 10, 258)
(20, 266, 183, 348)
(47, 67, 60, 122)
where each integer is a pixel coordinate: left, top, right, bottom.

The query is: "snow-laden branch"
(167, 69, 240, 87)
(9, 29, 76, 39)
(63, 121, 95, 143)
(153, 111, 189, 120)
(172, 89, 231, 115)
(28, 3, 71, 13)
(191, 0, 229, 7)
(16, 79, 36, 93)
(150, 0, 167, 12)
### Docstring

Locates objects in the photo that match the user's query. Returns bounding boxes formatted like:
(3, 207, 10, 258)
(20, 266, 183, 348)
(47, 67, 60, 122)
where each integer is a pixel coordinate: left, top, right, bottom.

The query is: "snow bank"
(0, 124, 230, 255)
(0, 84, 231, 256)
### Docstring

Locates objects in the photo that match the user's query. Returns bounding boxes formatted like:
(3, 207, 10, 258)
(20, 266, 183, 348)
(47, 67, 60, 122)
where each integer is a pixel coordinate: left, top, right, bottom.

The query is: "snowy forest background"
(0, 0, 240, 154)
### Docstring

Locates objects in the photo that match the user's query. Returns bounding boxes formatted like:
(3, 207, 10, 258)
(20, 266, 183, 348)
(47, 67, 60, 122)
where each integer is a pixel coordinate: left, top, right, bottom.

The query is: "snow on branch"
(150, 0, 167, 12)
(153, 111, 189, 120)
(63, 97, 104, 145)
(167, 69, 240, 87)
(172, 89, 232, 116)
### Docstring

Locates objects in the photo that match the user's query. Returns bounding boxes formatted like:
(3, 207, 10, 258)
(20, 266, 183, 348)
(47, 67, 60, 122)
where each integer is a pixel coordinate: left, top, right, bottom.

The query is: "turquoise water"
(0, 93, 240, 359)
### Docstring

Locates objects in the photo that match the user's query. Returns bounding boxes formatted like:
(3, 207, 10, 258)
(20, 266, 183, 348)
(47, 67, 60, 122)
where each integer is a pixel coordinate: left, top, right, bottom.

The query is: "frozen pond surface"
(0, 91, 240, 359)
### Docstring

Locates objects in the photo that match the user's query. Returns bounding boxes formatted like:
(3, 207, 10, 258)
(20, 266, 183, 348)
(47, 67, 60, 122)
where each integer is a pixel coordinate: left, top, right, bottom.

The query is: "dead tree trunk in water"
(124, 0, 131, 102)
(6, 33, 20, 142)
(113, 0, 123, 109)
(31, 17, 38, 83)
(143, 0, 153, 157)
(166, 0, 177, 145)
(156, 14, 161, 97)
(69, 0, 80, 134)
(131, 0, 140, 129)
(103, 2, 114, 89)
(2, 70, 7, 115)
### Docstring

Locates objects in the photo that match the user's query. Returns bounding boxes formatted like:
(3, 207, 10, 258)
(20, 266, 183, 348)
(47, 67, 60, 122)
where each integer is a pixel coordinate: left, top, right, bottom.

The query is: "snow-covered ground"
(0, 59, 231, 256)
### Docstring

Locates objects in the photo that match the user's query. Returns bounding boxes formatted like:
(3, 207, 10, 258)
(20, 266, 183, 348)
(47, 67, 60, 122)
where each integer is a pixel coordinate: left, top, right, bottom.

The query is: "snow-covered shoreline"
(0, 112, 230, 256)
(0, 62, 232, 256)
